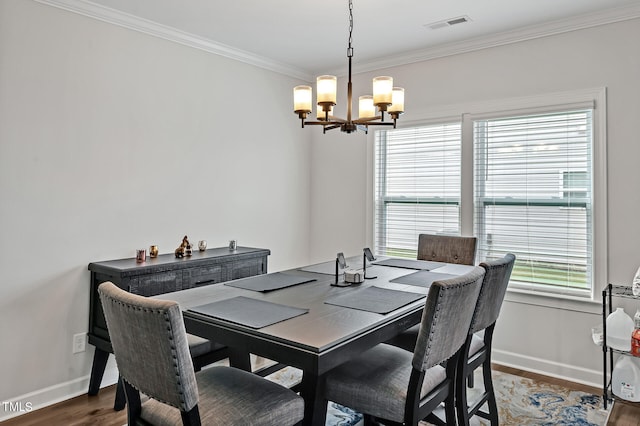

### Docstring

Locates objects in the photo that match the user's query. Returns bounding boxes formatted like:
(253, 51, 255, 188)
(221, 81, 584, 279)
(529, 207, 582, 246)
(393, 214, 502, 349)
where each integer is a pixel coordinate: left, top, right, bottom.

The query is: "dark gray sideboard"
(86, 246, 270, 395)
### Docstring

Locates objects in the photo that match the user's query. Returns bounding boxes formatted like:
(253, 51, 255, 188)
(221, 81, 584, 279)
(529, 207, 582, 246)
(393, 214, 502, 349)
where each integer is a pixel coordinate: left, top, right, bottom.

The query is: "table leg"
(88, 348, 110, 395)
(299, 371, 328, 426)
(227, 347, 252, 371)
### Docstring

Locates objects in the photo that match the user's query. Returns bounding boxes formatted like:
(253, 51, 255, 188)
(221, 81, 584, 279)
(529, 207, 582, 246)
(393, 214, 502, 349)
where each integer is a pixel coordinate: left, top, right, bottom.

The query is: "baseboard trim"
(492, 348, 602, 389)
(0, 367, 119, 422)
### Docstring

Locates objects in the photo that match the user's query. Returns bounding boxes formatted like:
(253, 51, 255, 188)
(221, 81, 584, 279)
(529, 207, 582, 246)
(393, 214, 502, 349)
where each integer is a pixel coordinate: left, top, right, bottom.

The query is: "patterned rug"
(265, 365, 609, 426)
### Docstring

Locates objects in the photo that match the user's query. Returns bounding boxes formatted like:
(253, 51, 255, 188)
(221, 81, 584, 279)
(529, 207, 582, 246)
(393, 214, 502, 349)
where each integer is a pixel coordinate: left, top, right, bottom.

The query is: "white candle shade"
(373, 76, 393, 105)
(293, 85, 312, 113)
(358, 95, 375, 119)
(317, 75, 337, 104)
(388, 87, 405, 113)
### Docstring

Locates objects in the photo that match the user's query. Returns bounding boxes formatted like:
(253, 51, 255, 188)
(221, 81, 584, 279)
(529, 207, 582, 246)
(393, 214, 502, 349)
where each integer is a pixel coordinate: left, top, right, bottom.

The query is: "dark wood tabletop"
(155, 257, 474, 426)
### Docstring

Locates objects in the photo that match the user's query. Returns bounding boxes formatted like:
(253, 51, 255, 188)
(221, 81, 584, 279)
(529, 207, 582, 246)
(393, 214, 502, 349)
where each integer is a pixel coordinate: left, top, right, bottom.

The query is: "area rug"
(265, 365, 609, 426)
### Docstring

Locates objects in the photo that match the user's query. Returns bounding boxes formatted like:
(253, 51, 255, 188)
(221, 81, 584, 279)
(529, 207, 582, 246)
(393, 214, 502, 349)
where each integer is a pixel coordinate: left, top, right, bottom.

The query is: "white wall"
(2, 0, 639, 417)
(309, 17, 640, 386)
(0, 0, 312, 415)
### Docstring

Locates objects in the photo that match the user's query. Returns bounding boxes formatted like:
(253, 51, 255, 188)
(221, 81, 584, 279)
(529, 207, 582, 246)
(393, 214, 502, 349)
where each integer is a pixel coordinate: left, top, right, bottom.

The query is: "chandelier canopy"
(293, 0, 405, 134)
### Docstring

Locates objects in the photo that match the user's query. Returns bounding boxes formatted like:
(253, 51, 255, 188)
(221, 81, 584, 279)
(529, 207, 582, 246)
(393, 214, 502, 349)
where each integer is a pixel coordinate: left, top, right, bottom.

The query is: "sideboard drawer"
(129, 270, 183, 296)
(183, 264, 226, 288)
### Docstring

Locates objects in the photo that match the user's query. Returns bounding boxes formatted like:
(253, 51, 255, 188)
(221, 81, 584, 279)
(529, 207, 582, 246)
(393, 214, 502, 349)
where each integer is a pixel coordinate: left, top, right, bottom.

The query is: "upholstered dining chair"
(456, 253, 515, 426)
(417, 234, 477, 265)
(113, 333, 228, 411)
(386, 234, 478, 351)
(319, 267, 485, 426)
(98, 281, 304, 426)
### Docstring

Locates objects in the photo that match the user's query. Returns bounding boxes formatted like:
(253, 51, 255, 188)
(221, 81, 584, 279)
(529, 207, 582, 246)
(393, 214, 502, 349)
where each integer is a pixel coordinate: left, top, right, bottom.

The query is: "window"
(374, 123, 461, 258)
(373, 89, 605, 298)
(473, 110, 593, 293)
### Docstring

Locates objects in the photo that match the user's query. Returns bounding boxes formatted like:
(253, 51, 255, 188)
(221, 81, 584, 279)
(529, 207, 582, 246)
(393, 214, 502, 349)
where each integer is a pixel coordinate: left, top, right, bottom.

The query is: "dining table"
(154, 255, 475, 426)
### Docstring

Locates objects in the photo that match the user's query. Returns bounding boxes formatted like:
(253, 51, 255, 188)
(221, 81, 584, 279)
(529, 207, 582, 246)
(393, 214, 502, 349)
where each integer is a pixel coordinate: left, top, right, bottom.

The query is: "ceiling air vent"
(425, 15, 472, 30)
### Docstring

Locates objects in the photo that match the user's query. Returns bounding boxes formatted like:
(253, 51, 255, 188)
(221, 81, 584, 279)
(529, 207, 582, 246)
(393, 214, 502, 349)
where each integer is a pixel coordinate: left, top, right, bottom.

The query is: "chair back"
(417, 234, 477, 265)
(412, 266, 485, 371)
(98, 282, 199, 412)
(470, 253, 516, 333)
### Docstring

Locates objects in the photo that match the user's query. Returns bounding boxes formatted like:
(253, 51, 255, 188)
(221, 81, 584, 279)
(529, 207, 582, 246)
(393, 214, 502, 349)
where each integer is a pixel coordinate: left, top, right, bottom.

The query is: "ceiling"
(41, 0, 640, 80)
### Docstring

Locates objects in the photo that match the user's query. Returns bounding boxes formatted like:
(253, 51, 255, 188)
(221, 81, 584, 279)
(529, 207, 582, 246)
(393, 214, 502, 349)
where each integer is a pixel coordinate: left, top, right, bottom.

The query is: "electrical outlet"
(72, 333, 86, 354)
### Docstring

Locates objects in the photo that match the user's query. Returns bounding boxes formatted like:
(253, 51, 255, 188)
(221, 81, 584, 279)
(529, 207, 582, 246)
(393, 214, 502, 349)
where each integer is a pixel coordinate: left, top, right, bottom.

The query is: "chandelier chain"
(347, 0, 354, 58)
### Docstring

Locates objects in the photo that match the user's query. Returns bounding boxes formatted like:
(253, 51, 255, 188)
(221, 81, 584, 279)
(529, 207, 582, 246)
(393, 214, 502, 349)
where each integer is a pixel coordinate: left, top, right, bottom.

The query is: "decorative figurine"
(175, 235, 191, 258)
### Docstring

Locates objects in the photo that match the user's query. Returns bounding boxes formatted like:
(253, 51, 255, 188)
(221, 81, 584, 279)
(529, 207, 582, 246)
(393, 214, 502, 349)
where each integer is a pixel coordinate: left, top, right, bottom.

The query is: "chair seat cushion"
(186, 333, 225, 357)
(324, 344, 446, 423)
(469, 330, 485, 357)
(140, 366, 304, 426)
(386, 324, 420, 352)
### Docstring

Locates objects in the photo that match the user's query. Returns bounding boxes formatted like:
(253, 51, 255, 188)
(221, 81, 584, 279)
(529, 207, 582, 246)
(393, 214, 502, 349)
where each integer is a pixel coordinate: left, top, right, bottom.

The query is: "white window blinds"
(375, 123, 461, 258)
(473, 109, 593, 292)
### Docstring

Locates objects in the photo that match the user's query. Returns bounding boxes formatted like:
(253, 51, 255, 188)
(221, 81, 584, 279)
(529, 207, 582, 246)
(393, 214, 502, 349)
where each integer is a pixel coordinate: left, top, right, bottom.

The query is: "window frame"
(367, 88, 607, 308)
(472, 108, 594, 297)
(374, 121, 463, 258)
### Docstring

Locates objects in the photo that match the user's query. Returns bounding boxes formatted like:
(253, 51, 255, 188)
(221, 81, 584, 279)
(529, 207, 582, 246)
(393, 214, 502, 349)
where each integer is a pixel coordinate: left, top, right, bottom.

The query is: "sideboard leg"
(88, 349, 110, 395)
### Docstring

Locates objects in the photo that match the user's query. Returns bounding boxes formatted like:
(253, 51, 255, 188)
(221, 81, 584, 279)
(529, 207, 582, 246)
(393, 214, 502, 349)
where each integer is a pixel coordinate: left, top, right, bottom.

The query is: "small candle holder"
(149, 245, 159, 258)
(136, 249, 146, 263)
(229, 239, 237, 251)
(198, 240, 207, 251)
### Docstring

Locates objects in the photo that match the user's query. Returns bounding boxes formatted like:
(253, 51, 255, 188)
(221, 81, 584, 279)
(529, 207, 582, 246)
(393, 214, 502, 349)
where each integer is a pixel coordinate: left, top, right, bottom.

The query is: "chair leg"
(363, 414, 378, 425)
(456, 336, 473, 426)
(122, 379, 142, 425)
(180, 405, 202, 426)
(456, 369, 471, 426)
(444, 386, 457, 426)
(113, 376, 126, 411)
(480, 325, 499, 426)
(481, 358, 499, 426)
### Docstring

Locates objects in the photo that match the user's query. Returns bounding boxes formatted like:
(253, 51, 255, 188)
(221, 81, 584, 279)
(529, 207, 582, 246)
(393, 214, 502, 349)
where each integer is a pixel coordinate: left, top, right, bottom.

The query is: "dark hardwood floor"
(2, 364, 637, 425)
(2, 385, 126, 426)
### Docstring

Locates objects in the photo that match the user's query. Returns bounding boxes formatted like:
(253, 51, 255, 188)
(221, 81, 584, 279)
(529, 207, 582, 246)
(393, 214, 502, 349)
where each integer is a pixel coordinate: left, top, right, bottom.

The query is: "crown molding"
(349, 3, 640, 75)
(35, 0, 640, 80)
(33, 0, 315, 81)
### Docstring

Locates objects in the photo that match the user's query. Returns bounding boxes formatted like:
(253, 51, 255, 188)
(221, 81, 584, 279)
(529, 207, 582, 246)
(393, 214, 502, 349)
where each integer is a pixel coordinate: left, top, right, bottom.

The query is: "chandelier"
(293, 0, 405, 134)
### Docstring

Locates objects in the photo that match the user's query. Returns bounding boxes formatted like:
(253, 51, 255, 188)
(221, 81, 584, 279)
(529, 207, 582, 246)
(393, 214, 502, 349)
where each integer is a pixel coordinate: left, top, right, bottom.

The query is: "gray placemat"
(188, 296, 309, 329)
(390, 270, 459, 287)
(225, 272, 316, 292)
(298, 257, 362, 275)
(372, 258, 445, 270)
(324, 286, 425, 314)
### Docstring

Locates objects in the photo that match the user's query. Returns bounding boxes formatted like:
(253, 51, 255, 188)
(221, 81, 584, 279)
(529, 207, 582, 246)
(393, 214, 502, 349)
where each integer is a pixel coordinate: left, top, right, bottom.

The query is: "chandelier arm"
(355, 122, 395, 127)
(324, 124, 342, 131)
(353, 116, 384, 123)
(302, 118, 348, 126)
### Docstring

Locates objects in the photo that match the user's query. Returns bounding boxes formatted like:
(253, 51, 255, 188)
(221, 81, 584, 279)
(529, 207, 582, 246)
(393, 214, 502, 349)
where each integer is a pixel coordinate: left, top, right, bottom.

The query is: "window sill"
(504, 286, 601, 315)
